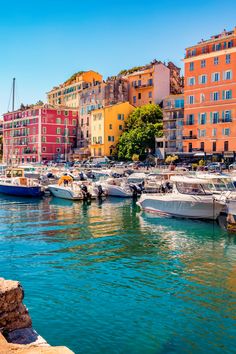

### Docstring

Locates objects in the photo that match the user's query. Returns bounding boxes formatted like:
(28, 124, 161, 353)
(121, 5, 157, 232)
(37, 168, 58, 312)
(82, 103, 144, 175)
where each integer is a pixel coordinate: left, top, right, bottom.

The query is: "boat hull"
(138, 195, 224, 220)
(48, 185, 82, 200)
(0, 184, 42, 197)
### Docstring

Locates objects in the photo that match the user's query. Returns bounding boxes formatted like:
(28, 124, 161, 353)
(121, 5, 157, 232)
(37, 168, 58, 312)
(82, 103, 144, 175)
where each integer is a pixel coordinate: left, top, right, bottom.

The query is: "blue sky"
(0, 0, 236, 116)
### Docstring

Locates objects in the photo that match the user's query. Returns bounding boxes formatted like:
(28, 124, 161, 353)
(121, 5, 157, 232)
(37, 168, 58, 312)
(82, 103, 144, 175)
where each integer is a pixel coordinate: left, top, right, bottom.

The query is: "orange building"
(124, 61, 170, 107)
(183, 27, 236, 160)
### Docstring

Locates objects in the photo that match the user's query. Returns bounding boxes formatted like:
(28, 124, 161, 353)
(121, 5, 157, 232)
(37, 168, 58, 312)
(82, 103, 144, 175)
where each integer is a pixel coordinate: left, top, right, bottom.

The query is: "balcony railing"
(183, 135, 197, 140)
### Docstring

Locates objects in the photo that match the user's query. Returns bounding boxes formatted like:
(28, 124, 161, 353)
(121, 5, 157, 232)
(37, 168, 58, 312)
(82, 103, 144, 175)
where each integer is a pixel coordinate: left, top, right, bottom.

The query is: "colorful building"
(47, 71, 103, 108)
(76, 77, 128, 159)
(124, 61, 170, 107)
(163, 94, 184, 155)
(3, 105, 78, 164)
(90, 102, 135, 157)
(183, 27, 236, 160)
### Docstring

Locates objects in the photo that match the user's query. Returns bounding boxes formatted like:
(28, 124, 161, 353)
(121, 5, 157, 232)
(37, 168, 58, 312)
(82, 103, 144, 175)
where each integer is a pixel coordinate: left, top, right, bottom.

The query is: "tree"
(117, 104, 163, 160)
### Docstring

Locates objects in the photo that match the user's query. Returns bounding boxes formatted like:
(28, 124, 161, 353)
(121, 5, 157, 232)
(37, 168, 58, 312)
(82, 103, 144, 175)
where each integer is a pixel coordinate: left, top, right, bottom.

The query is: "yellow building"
(90, 102, 135, 157)
(47, 70, 103, 108)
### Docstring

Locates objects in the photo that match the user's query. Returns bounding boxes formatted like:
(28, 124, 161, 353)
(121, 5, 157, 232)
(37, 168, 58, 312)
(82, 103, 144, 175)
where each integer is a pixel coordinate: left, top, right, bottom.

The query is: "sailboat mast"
(12, 78, 15, 112)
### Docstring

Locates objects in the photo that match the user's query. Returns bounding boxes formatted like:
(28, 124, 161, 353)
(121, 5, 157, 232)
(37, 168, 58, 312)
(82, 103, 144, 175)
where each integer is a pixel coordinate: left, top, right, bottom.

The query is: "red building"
(3, 104, 78, 164)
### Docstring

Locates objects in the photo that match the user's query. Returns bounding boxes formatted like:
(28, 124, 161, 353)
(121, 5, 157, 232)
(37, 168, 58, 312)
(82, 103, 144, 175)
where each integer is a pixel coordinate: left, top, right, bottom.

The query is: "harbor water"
(0, 195, 236, 354)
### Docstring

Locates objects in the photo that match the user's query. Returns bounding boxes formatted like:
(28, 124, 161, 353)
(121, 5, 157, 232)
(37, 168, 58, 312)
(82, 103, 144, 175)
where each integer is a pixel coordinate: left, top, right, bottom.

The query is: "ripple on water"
(0, 197, 236, 354)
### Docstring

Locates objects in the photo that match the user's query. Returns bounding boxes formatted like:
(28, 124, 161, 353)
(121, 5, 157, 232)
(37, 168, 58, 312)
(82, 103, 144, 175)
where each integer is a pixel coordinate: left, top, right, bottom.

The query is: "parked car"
(229, 162, 236, 170)
(207, 162, 226, 171)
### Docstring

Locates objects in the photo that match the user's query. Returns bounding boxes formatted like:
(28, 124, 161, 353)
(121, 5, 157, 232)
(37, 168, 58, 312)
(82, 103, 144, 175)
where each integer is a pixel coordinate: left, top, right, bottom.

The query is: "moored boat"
(137, 175, 225, 220)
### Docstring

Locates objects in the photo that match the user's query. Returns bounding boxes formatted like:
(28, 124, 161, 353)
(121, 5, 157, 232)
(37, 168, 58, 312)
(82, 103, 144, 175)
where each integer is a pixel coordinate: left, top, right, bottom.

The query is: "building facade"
(47, 71, 103, 108)
(90, 102, 135, 157)
(163, 94, 184, 155)
(3, 105, 78, 164)
(183, 27, 236, 159)
(124, 61, 171, 107)
(76, 78, 128, 159)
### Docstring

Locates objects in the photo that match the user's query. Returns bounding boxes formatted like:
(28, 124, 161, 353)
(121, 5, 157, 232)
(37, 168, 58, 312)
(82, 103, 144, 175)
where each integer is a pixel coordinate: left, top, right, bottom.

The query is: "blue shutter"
(222, 111, 225, 122)
(222, 90, 225, 100)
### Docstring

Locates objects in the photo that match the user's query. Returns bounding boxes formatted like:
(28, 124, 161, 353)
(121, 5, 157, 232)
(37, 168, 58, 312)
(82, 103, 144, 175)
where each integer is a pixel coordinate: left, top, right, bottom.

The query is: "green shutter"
(222, 90, 225, 100)
(210, 112, 213, 124)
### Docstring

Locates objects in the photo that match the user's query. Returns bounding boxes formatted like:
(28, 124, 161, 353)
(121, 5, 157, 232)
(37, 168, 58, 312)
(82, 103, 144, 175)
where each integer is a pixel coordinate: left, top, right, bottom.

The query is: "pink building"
(3, 104, 78, 164)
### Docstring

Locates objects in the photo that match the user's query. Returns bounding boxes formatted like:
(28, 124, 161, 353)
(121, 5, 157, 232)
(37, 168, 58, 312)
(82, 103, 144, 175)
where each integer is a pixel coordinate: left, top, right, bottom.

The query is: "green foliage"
(118, 66, 145, 76)
(165, 155, 178, 164)
(64, 71, 85, 85)
(117, 104, 163, 160)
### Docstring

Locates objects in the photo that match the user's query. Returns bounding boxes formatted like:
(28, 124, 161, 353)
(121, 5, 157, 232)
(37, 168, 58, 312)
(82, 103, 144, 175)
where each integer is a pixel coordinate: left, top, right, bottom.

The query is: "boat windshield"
(207, 178, 235, 192)
(176, 182, 208, 195)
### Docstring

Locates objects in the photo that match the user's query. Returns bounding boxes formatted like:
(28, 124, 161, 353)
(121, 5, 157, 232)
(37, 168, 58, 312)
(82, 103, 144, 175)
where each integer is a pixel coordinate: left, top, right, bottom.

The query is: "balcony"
(183, 135, 197, 140)
(134, 82, 153, 89)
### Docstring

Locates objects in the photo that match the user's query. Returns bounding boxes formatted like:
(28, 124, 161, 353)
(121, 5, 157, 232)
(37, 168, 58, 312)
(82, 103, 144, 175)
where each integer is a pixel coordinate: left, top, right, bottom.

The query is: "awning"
(194, 152, 205, 157)
(224, 152, 234, 158)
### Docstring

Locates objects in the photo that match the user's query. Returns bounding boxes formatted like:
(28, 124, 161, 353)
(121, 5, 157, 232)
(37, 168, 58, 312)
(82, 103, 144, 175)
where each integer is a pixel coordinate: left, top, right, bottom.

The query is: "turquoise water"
(0, 195, 236, 354)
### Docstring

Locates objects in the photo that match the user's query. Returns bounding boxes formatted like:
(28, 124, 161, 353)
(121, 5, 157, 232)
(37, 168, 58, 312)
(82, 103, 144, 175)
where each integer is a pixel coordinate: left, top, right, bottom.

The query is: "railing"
(183, 135, 197, 140)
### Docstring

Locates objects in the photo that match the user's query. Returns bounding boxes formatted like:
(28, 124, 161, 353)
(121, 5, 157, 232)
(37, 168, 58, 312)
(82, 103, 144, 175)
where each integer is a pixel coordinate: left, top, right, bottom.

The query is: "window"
(212, 112, 219, 124)
(109, 124, 112, 129)
(212, 92, 220, 101)
(138, 93, 141, 100)
(188, 95, 195, 104)
(224, 141, 229, 151)
(43, 127, 46, 134)
(64, 111, 68, 116)
(212, 72, 220, 82)
(56, 118, 61, 124)
(133, 96, 136, 104)
(224, 70, 232, 80)
(148, 91, 152, 98)
(198, 129, 206, 137)
(108, 136, 114, 142)
(186, 114, 194, 125)
(64, 118, 68, 125)
(199, 75, 207, 84)
(119, 125, 123, 131)
(223, 110, 232, 122)
(214, 57, 219, 65)
(56, 127, 61, 134)
(175, 99, 184, 108)
(213, 141, 216, 152)
(72, 119, 77, 126)
(223, 128, 230, 136)
(42, 147, 46, 152)
(201, 60, 206, 68)
(223, 90, 232, 100)
(189, 62, 194, 71)
(42, 136, 46, 142)
(189, 143, 192, 152)
(188, 77, 195, 86)
(56, 137, 61, 143)
(212, 128, 217, 137)
(56, 148, 61, 152)
(148, 79, 153, 86)
(138, 80, 141, 87)
(226, 54, 231, 64)
(199, 113, 206, 125)
(200, 93, 205, 103)
(200, 142, 205, 151)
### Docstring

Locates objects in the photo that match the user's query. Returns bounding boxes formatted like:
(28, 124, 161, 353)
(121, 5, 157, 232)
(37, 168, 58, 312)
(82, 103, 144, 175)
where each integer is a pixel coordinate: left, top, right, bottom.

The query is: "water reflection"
(0, 196, 236, 353)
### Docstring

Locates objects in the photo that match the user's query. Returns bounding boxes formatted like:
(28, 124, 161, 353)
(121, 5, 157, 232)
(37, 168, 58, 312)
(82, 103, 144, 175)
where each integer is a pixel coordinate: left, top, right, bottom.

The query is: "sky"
(0, 0, 236, 116)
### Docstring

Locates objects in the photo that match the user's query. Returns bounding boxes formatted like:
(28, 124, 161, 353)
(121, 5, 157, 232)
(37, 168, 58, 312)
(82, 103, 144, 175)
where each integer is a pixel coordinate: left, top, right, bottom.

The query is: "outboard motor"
(80, 184, 92, 200)
(129, 183, 142, 198)
(97, 184, 105, 198)
(79, 172, 86, 181)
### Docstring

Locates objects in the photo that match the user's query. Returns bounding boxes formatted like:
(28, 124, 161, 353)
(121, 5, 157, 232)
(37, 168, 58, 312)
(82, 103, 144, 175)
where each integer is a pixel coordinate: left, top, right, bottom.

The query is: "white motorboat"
(48, 176, 107, 200)
(196, 173, 236, 215)
(100, 177, 137, 198)
(137, 175, 225, 220)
